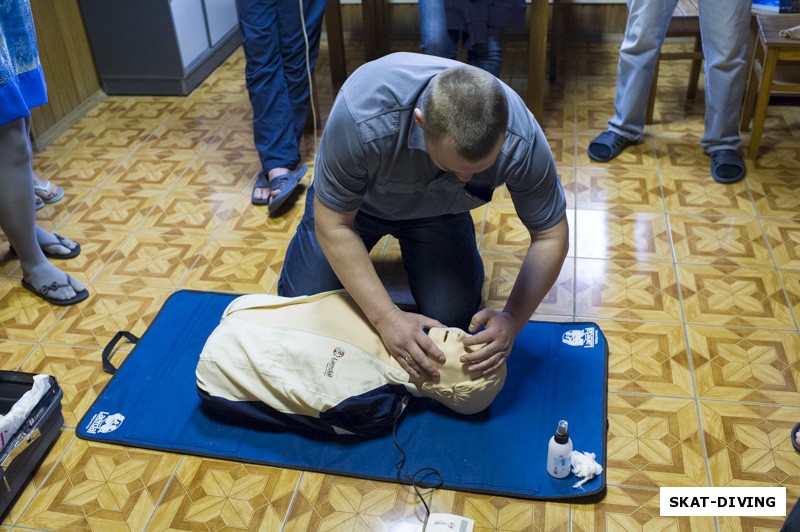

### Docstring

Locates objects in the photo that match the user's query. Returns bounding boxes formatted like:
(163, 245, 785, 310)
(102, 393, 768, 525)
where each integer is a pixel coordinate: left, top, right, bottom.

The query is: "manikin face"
(426, 327, 484, 386)
(419, 327, 507, 414)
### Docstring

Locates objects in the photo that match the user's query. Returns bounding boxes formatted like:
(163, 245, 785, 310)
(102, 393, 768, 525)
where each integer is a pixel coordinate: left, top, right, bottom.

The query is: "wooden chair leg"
(646, 59, 661, 124)
(324, 0, 346, 89)
(549, 0, 563, 82)
(748, 50, 777, 159)
(740, 43, 763, 133)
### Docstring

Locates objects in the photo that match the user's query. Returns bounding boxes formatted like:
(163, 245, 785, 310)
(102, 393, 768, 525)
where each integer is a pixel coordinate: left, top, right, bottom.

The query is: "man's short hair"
(421, 65, 509, 161)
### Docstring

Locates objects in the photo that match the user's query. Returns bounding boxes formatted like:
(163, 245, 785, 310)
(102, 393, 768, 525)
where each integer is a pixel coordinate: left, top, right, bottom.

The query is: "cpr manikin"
(196, 290, 507, 436)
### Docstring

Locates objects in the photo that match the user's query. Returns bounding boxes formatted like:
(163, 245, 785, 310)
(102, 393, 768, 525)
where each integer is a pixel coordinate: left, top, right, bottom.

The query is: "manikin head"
(414, 327, 507, 415)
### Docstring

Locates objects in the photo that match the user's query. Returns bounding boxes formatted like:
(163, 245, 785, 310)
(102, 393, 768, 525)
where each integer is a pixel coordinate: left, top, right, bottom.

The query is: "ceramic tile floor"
(2, 37, 800, 531)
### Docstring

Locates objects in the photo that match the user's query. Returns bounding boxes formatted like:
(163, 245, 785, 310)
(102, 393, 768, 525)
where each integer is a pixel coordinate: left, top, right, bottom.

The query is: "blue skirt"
(0, 0, 48, 125)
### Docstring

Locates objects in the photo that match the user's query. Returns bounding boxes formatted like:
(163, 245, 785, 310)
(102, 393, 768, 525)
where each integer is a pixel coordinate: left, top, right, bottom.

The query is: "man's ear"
(413, 108, 425, 130)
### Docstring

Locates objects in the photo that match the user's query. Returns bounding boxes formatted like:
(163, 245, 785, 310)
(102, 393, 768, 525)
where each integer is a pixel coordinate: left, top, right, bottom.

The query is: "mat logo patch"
(324, 346, 346, 377)
(562, 327, 598, 348)
(85, 411, 125, 434)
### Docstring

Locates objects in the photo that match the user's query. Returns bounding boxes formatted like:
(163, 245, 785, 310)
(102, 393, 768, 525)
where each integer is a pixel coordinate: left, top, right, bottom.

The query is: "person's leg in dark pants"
(395, 213, 484, 330)
(278, 184, 386, 296)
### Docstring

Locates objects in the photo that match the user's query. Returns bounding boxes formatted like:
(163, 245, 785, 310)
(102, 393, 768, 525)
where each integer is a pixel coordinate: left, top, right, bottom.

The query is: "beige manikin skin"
(223, 290, 507, 414)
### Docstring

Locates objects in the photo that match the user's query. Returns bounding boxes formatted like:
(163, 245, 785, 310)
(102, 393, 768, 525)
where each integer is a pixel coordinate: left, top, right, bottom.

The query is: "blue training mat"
(78, 290, 608, 502)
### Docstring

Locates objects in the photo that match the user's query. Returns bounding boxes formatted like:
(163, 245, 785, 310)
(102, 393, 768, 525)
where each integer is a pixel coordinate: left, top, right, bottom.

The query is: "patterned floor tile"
(429, 488, 570, 532)
(20, 343, 115, 426)
(749, 137, 800, 174)
(61, 187, 165, 234)
(42, 283, 172, 347)
(749, 174, 800, 219)
(0, 280, 74, 342)
(596, 319, 693, 397)
(38, 147, 132, 189)
(571, 485, 714, 531)
(575, 258, 682, 323)
(575, 167, 664, 214)
(576, 105, 618, 135)
(102, 148, 198, 191)
(653, 137, 714, 175)
(137, 117, 221, 153)
(217, 184, 306, 241)
(148, 457, 301, 531)
(661, 170, 755, 216)
(92, 234, 208, 289)
(482, 203, 539, 254)
(179, 238, 288, 294)
(574, 210, 671, 262)
(546, 134, 577, 169)
(178, 150, 260, 194)
(36, 229, 129, 285)
(778, 270, 800, 329)
(0, 339, 35, 372)
(763, 218, 800, 270)
(670, 214, 773, 268)
(688, 325, 800, 405)
(283, 472, 423, 532)
(15, 435, 180, 531)
(701, 401, 800, 494)
(677, 264, 795, 329)
(31, 185, 96, 230)
(135, 190, 240, 237)
(482, 254, 574, 319)
(606, 394, 708, 488)
(78, 117, 160, 150)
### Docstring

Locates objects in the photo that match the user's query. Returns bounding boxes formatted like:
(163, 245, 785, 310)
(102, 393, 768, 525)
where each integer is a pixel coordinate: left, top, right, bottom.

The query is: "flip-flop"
(588, 130, 633, 162)
(35, 195, 45, 211)
(251, 171, 270, 206)
(268, 164, 307, 215)
(21, 274, 89, 306)
(10, 234, 81, 260)
(34, 180, 64, 204)
(710, 149, 746, 184)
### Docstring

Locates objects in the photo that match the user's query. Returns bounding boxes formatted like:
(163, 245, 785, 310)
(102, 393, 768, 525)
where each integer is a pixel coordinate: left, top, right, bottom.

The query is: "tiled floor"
(2, 36, 800, 531)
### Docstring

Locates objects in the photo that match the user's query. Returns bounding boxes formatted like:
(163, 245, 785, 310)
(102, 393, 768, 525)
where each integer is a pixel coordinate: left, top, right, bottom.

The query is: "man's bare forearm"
(503, 214, 569, 331)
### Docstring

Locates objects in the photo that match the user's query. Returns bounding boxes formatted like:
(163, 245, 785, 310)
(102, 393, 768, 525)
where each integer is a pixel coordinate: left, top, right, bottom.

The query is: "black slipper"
(251, 171, 270, 206)
(22, 275, 89, 306)
(588, 131, 633, 162)
(268, 164, 307, 215)
(710, 149, 746, 184)
(10, 234, 81, 260)
(41, 235, 81, 259)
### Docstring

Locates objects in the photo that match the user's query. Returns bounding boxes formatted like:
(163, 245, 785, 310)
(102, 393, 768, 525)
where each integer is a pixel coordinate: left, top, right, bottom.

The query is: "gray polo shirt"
(313, 52, 566, 231)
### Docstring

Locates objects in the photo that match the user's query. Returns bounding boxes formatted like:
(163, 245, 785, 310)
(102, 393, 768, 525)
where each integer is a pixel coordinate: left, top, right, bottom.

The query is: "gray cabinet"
(79, 0, 241, 95)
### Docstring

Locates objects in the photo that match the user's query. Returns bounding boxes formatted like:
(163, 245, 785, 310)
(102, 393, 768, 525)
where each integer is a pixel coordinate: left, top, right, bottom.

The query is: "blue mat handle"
(102, 331, 139, 375)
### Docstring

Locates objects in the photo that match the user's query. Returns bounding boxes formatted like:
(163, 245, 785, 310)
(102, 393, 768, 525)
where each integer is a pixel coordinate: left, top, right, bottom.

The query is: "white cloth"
(570, 451, 603, 489)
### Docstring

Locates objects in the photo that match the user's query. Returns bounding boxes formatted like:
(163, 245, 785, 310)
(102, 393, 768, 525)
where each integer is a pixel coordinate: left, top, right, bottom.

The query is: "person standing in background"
(236, 0, 327, 214)
(418, 0, 526, 78)
(587, 0, 750, 184)
(0, 0, 89, 305)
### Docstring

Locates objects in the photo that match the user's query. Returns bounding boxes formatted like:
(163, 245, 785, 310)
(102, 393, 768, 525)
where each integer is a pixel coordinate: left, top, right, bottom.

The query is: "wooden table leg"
(527, 0, 549, 118)
(362, 0, 389, 62)
(325, 0, 346, 89)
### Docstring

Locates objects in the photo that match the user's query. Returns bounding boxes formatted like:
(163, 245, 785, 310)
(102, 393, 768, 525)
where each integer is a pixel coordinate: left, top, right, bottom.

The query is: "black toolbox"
(0, 371, 64, 519)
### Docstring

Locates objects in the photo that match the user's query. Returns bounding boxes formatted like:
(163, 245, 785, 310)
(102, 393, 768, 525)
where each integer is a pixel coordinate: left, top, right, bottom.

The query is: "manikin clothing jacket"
(313, 52, 566, 230)
(196, 291, 420, 437)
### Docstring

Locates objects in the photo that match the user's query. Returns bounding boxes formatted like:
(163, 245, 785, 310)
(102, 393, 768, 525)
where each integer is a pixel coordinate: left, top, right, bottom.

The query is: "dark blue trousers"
(278, 185, 485, 330)
(236, 0, 326, 172)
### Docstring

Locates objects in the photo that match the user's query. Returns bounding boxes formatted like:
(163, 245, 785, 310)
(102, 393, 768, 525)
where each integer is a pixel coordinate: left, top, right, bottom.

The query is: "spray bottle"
(547, 419, 573, 478)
